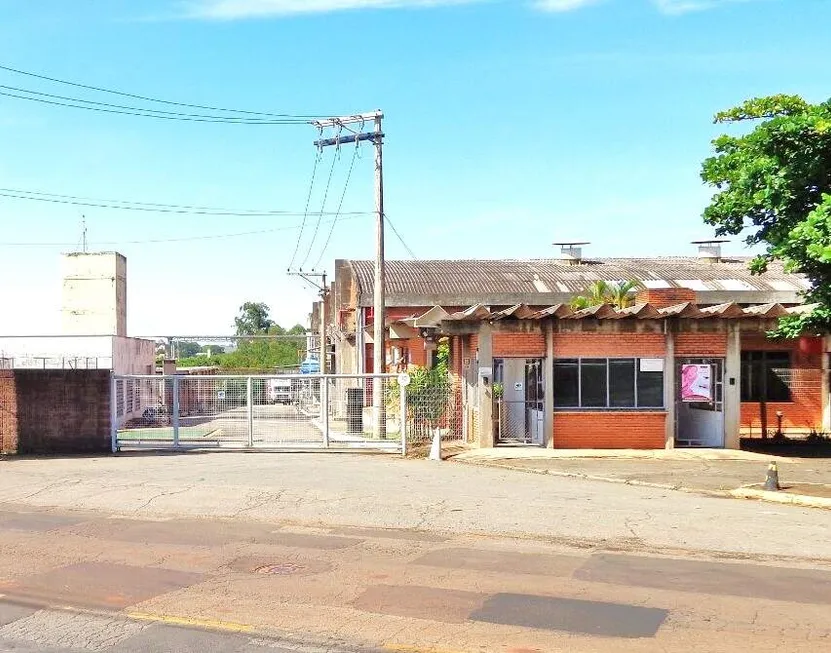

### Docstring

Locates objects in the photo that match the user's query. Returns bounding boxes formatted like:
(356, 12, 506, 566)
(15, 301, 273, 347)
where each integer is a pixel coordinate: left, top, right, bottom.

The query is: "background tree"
(701, 94, 831, 336)
(176, 341, 201, 358)
(570, 280, 638, 310)
(234, 302, 275, 336)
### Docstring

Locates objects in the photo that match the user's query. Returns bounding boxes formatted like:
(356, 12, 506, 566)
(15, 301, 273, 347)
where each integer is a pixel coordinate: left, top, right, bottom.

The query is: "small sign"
(479, 366, 493, 377)
(514, 382, 523, 392)
(398, 372, 411, 387)
(640, 358, 664, 372)
(681, 364, 712, 402)
(217, 390, 226, 400)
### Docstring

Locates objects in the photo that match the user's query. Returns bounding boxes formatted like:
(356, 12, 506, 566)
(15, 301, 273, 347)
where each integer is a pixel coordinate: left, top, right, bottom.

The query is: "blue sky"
(0, 0, 827, 336)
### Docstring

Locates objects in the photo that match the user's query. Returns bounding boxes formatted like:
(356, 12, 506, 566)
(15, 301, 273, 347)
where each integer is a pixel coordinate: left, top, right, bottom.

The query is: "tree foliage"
(234, 301, 275, 336)
(570, 280, 638, 310)
(178, 301, 307, 370)
(701, 94, 831, 336)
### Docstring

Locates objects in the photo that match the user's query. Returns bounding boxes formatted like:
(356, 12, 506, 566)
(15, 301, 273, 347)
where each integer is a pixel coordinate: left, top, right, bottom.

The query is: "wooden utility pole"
(287, 271, 328, 373)
(313, 111, 386, 437)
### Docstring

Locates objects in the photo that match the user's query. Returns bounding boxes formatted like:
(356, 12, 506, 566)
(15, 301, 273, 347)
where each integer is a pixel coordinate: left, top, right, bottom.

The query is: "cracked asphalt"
(1, 453, 831, 652)
(1, 453, 829, 559)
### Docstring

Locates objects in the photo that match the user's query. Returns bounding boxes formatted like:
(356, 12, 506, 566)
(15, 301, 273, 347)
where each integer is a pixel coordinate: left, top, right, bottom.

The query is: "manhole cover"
(253, 563, 306, 576)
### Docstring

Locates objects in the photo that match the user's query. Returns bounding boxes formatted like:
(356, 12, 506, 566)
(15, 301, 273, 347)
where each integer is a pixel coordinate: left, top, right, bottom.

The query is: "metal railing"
(112, 373, 407, 453)
(494, 399, 545, 445)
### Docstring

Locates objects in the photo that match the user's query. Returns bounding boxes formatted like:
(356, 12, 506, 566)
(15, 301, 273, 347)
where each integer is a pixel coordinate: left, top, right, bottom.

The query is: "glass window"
(609, 359, 636, 407)
(553, 358, 665, 410)
(580, 359, 608, 408)
(741, 351, 791, 402)
(553, 359, 579, 407)
(637, 369, 664, 407)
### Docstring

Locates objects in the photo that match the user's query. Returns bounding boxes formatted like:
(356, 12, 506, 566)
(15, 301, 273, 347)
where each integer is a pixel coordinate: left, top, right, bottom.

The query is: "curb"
(730, 487, 831, 510)
(452, 459, 729, 499)
(454, 459, 831, 509)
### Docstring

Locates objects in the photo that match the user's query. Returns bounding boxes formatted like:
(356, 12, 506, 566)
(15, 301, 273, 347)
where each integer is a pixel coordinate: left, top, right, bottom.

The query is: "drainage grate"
(253, 562, 306, 576)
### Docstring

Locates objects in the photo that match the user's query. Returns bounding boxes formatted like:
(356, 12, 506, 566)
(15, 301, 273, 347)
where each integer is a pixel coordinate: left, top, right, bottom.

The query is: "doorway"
(675, 358, 725, 447)
(494, 358, 545, 445)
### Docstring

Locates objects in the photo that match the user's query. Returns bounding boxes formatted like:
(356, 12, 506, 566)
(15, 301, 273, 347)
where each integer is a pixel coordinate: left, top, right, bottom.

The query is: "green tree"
(701, 95, 831, 336)
(176, 341, 201, 358)
(234, 302, 275, 336)
(570, 280, 638, 310)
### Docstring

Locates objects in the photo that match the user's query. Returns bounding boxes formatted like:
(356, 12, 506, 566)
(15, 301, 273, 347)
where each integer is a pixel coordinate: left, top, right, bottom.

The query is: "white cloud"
(181, 0, 765, 19)
(183, 0, 482, 19)
(533, 0, 604, 11)
(652, 0, 761, 14)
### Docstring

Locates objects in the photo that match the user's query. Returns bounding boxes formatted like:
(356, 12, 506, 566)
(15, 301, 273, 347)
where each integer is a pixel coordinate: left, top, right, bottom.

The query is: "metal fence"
(402, 376, 465, 447)
(494, 399, 545, 445)
(112, 373, 407, 453)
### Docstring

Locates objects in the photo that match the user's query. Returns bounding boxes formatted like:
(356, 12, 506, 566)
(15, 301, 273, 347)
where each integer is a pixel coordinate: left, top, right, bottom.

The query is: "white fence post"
(321, 377, 330, 448)
(110, 374, 118, 453)
(400, 381, 407, 457)
(247, 376, 254, 448)
(172, 375, 180, 448)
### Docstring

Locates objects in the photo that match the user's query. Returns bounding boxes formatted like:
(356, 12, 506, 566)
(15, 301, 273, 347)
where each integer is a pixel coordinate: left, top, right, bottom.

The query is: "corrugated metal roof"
(399, 302, 818, 326)
(349, 258, 806, 305)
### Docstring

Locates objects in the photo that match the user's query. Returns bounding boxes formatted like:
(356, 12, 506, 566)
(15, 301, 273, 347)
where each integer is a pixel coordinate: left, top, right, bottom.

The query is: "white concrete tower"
(61, 252, 127, 336)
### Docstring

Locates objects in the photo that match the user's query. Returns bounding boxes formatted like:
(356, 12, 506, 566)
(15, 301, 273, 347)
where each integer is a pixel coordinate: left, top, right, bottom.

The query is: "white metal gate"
(111, 373, 407, 453)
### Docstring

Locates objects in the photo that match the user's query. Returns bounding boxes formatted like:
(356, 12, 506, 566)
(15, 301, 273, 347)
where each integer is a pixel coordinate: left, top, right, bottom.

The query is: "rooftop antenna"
(80, 215, 88, 253)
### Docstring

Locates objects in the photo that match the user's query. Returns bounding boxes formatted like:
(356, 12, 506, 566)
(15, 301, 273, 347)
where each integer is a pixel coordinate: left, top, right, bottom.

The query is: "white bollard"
(428, 428, 442, 461)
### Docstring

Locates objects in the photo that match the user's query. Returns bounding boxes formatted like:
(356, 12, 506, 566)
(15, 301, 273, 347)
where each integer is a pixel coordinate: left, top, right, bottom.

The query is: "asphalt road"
(2, 454, 831, 651)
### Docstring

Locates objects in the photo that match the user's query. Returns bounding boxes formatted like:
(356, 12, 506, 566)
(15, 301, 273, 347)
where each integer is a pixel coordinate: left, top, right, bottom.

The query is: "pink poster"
(681, 364, 712, 402)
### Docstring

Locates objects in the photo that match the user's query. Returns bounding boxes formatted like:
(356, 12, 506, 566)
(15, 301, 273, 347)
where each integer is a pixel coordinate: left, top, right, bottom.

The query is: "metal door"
(675, 358, 725, 447)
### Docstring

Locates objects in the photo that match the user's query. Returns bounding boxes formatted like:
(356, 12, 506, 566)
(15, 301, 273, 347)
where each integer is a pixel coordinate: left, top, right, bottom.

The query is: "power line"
(0, 63, 323, 119)
(0, 90, 310, 124)
(0, 84, 306, 123)
(314, 143, 361, 269)
(289, 152, 322, 271)
(385, 214, 418, 260)
(299, 148, 339, 269)
(0, 213, 369, 248)
(0, 189, 373, 217)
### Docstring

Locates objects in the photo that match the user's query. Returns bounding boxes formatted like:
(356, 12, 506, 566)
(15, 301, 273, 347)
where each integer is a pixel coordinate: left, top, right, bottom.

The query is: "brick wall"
(553, 412, 666, 449)
(553, 333, 665, 358)
(635, 288, 697, 308)
(493, 333, 546, 357)
(740, 335, 824, 436)
(0, 371, 18, 454)
(674, 333, 727, 357)
(0, 370, 111, 455)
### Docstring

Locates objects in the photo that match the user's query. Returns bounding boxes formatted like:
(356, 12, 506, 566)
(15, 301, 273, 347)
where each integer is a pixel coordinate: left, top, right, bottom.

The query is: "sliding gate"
(112, 373, 407, 453)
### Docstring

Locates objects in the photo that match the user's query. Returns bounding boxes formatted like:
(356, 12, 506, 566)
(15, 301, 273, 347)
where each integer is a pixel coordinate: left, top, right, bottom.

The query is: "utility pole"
(287, 271, 328, 373)
(313, 111, 386, 438)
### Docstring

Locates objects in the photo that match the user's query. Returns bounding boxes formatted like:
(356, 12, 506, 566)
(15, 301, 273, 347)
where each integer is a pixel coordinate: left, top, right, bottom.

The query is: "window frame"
(740, 350, 792, 403)
(553, 357, 665, 411)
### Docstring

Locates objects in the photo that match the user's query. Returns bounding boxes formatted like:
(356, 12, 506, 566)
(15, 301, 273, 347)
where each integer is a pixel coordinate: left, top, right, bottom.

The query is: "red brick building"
(327, 245, 830, 449)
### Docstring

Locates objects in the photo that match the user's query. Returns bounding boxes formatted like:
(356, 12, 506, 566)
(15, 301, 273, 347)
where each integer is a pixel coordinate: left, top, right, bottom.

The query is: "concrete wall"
(61, 252, 127, 336)
(112, 337, 155, 375)
(0, 370, 111, 455)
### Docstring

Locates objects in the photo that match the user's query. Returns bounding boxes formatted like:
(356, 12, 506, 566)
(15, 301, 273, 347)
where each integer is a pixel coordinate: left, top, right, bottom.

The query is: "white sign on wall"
(640, 358, 664, 372)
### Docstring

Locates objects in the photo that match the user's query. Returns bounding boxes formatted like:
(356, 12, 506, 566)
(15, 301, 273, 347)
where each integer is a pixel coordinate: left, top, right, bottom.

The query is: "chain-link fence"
(113, 373, 406, 452)
(400, 375, 464, 447)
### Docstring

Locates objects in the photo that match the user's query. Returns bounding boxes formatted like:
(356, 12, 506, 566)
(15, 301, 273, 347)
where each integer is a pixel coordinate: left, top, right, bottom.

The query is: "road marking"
(126, 611, 254, 633)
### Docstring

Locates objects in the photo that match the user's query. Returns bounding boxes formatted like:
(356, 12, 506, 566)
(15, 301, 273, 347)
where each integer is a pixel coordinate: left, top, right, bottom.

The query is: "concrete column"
(823, 336, 831, 432)
(724, 324, 742, 450)
(477, 323, 494, 448)
(664, 326, 676, 449)
(544, 322, 554, 448)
